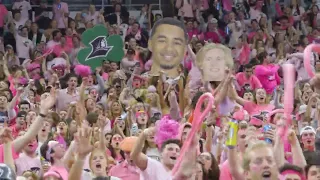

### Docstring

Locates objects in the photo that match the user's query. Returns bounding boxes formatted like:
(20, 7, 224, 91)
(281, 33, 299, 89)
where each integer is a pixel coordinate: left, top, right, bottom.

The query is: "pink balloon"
(171, 92, 214, 176)
(303, 44, 319, 78)
(281, 64, 295, 140)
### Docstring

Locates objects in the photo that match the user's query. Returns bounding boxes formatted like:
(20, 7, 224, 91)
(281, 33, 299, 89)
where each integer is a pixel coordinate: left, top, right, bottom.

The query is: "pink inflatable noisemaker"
(303, 44, 318, 78)
(171, 92, 214, 175)
(281, 64, 295, 141)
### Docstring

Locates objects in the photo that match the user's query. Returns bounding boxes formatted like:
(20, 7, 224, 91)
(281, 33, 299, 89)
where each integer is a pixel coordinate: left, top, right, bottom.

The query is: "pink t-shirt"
(48, 166, 68, 180)
(53, 44, 71, 57)
(15, 153, 41, 176)
(236, 72, 262, 95)
(244, 101, 275, 126)
(0, 144, 19, 163)
(254, 64, 280, 94)
(0, 5, 8, 27)
(219, 160, 233, 180)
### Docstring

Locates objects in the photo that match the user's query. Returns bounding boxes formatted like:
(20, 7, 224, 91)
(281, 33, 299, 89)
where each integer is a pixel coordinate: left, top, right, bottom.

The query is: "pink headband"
(280, 170, 305, 180)
(135, 111, 147, 118)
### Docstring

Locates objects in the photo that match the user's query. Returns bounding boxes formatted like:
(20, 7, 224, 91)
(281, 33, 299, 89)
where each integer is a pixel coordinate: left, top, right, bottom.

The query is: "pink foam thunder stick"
(171, 92, 214, 175)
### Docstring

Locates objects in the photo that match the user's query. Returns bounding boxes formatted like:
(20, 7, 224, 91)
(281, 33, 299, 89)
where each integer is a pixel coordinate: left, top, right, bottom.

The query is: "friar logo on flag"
(77, 25, 124, 70)
(86, 36, 113, 60)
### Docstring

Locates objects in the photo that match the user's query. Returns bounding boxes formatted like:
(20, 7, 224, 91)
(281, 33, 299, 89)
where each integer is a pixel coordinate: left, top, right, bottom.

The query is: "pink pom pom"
(74, 65, 92, 77)
(154, 116, 180, 149)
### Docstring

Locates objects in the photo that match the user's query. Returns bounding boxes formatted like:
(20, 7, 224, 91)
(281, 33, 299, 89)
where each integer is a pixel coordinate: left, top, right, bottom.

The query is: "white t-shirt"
(16, 35, 33, 59)
(12, 0, 31, 21)
(140, 157, 172, 180)
(14, 19, 27, 31)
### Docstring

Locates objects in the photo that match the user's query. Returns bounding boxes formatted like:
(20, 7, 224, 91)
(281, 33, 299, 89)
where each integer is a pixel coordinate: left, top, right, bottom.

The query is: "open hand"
(77, 126, 93, 158)
(40, 87, 57, 114)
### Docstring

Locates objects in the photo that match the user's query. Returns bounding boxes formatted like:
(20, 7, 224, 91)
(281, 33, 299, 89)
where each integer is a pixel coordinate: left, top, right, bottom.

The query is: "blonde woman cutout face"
(196, 43, 233, 82)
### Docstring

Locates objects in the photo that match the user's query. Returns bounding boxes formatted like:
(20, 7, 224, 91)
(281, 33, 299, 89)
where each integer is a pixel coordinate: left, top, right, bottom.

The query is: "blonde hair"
(242, 140, 271, 171)
(195, 43, 234, 70)
(89, 148, 108, 170)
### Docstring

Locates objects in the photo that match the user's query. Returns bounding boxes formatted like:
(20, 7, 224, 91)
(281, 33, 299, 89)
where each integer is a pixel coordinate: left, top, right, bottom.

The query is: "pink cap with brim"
(43, 171, 60, 178)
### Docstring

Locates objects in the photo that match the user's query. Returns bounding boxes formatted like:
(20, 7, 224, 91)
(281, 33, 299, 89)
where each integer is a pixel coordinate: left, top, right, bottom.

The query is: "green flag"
(77, 25, 124, 70)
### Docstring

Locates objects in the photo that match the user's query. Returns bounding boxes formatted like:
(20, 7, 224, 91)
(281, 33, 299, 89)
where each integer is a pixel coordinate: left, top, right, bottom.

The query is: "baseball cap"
(127, 48, 135, 55)
(5, 45, 13, 49)
(0, 164, 16, 180)
(300, 126, 316, 136)
(298, 104, 307, 115)
(209, 18, 218, 24)
(17, 111, 27, 118)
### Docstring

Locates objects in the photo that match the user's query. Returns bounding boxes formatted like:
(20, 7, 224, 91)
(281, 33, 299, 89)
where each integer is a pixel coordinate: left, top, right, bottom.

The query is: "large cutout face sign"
(196, 44, 234, 82)
(149, 18, 187, 78)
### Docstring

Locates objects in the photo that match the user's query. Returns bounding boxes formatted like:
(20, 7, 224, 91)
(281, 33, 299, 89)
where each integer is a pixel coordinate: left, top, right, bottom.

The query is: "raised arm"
(68, 126, 93, 180)
(228, 146, 245, 180)
(228, 83, 246, 106)
(130, 127, 155, 170)
(13, 88, 57, 153)
(169, 90, 182, 122)
(288, 130, 307, 168)
(1, 124, 15, 173)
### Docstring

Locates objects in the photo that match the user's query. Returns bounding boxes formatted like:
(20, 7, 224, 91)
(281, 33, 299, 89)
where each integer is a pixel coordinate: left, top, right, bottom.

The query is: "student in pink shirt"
(40, 141, 69, 180)
(236, 63, 262, 96)
(52, 37, 71, 57)
(254, 52, 281, 95)
(0, 89, 56, 164)
(230, 85, 274, 127)
(109, 137, 140, 180)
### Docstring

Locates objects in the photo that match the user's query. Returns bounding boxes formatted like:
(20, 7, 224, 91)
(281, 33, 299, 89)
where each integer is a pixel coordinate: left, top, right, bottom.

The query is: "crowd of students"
(0, 0, 320, 180)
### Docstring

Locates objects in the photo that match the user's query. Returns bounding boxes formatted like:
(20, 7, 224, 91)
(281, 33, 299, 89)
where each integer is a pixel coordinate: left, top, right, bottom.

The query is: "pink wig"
(154, 116, 180, 149)
(74, 65, 92, 77)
